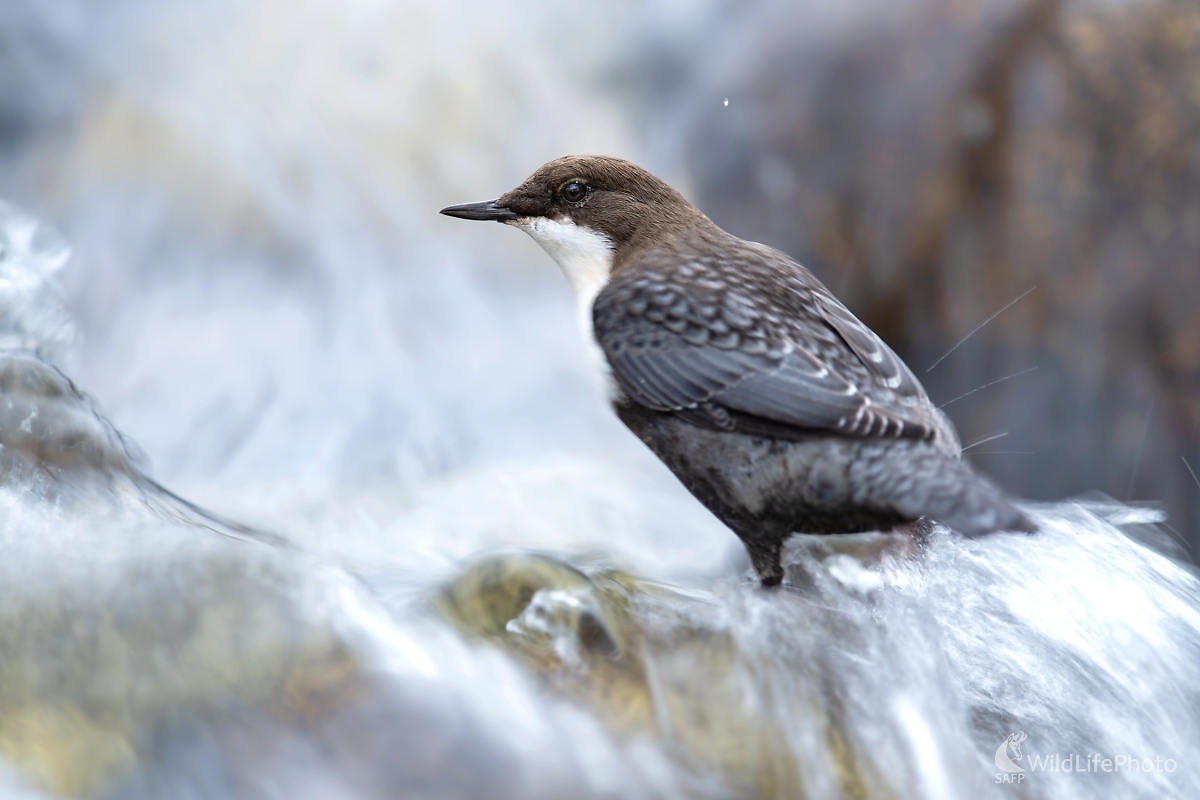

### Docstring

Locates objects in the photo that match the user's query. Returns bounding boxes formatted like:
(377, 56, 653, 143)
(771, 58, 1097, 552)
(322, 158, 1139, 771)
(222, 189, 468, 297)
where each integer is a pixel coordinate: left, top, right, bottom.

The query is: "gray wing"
(593, 258, 937, 440)
(811, 293, 926, 399)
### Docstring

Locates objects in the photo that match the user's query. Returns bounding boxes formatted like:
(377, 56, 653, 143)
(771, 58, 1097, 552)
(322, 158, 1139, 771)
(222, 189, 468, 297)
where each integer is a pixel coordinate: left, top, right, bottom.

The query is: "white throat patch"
(509, 216, 618, 396)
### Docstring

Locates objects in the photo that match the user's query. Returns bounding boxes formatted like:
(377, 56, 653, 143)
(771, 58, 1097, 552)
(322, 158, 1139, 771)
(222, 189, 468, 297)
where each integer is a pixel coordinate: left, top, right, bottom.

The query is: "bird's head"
(441, 155, 706, 299)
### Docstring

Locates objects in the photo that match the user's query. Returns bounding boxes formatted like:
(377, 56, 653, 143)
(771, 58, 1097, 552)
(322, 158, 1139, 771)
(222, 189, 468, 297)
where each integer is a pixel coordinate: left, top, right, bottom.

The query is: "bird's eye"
(561, 182, 588, 204)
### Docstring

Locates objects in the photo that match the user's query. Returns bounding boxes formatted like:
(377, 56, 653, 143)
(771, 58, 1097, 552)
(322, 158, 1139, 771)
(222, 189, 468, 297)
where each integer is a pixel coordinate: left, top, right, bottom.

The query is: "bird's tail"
(857, 441, 1036, 536)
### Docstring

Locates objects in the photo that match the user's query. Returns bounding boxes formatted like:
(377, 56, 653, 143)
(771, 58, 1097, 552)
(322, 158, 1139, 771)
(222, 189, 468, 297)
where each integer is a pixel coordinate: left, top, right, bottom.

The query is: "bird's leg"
(889, 518, 929, 559)
(899, 517, 934, 542)
(746, 540, 784, 587)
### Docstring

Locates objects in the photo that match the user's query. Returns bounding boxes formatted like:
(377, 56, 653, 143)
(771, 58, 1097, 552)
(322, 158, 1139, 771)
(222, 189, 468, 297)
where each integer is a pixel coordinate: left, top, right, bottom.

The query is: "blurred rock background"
(631, 0, 1200, 545)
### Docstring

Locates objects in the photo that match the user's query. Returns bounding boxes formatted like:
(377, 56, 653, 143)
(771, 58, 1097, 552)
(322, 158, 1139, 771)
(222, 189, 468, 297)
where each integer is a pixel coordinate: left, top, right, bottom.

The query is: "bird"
(441, 155, 1034, 585)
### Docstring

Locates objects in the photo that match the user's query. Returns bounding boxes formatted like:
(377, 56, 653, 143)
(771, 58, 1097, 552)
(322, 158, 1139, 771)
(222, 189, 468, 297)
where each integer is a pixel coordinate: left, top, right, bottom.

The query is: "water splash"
(0, 202, 73, 362)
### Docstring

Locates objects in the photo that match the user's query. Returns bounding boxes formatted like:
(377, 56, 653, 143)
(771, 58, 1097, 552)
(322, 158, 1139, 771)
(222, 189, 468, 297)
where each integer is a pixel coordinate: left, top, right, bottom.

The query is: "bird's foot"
(747, 541, 785, 588)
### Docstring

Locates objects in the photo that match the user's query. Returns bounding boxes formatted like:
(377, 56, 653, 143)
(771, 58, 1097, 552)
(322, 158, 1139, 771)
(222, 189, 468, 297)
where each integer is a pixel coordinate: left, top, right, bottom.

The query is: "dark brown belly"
(614, 400, 1031, 584)
(614, 401, 910, 541)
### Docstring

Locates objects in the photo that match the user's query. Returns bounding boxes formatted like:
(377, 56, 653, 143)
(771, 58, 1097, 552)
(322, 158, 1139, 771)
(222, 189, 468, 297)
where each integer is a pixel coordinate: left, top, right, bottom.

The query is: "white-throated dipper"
(442, 156, 1033, 585)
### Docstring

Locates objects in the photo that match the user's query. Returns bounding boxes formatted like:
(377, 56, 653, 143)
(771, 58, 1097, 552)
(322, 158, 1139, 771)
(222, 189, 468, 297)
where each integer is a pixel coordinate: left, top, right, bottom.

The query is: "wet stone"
(433, 551, 893, 799)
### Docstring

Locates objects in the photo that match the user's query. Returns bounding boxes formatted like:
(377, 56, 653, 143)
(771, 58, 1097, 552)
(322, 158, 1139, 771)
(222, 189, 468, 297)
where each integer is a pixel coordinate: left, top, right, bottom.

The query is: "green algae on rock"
(434, 551, 909, 799)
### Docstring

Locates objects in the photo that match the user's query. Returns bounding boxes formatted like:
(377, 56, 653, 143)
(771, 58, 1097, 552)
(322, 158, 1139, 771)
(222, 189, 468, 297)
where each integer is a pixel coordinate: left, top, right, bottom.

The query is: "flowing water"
(1, 2, 1198, 798)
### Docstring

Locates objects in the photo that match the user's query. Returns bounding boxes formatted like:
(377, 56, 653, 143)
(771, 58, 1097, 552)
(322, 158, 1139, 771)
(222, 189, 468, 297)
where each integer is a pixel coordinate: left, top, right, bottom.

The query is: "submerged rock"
(0, 353, 143, 489)
(0, 546, 360, 798)
(434, 549, 938, 799)
(433, 518, 1200, 800)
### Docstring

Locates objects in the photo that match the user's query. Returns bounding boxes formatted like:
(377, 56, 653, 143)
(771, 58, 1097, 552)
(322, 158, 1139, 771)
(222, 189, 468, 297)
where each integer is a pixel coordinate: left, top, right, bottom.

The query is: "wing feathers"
(815, 295, 924, 398)
(594, 241, 940, 442)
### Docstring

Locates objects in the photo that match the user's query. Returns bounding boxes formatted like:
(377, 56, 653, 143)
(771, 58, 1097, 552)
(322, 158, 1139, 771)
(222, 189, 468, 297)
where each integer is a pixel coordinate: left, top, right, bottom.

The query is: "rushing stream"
(1, 2, 1199, 798)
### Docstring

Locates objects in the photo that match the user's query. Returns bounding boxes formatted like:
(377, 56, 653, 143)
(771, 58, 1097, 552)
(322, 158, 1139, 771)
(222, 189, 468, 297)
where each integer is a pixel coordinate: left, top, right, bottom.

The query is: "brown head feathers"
(493, 155, 711, 265)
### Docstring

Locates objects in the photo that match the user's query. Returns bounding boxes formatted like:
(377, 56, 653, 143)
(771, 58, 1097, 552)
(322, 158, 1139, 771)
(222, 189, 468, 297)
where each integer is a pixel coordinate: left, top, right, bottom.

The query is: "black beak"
(439, 200, 519, 221)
